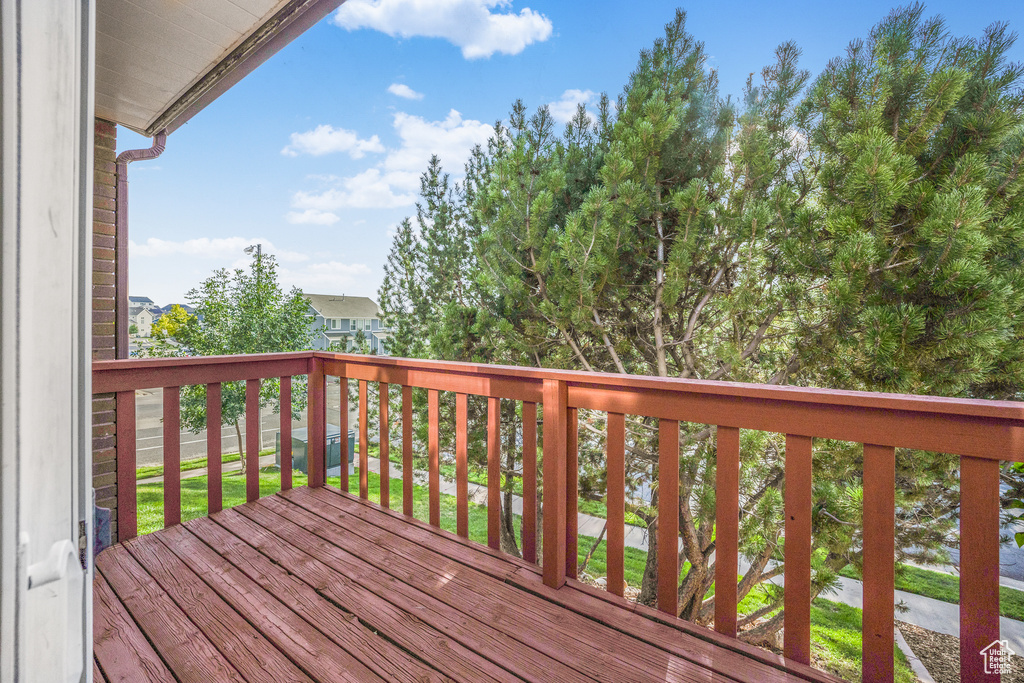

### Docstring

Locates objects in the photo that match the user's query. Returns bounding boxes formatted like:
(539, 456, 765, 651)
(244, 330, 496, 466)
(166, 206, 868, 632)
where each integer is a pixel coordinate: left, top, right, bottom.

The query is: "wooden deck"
(93, 486, 842, 683)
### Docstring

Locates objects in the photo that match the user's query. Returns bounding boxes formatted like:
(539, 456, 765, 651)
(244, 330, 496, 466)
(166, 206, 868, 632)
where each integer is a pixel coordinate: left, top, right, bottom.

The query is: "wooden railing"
(92, 351, 1024, 683)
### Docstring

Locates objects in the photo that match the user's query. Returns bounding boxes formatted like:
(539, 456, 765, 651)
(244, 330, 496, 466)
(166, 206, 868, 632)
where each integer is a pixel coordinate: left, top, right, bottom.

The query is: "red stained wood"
(93, 572, 176, 683)
(566, 408, 578, 578)
(522, 402, 538, 564)
(359, 380, 369, 499)
(339, 376, 349, 493)
(542, 379, 567, 589)
(163, 386, 181, 528)
(428, 389, 440, 527)
(657, 419, 679, 616)
(280, 377, 292, 492)
(402, 385, 413, 515)
(124, 534, 314, 682)
(116, 390, 137, 541)
(488, 397, 501, 551)
(456, 393, 469, 538)
(606, 413, 625, 598)
(715, 425, 740, 637)
(96, 547, 243, 682)
(960, 456, 1001, 683)
(784, 434, 813, 665)
(379, 382, 390, 508)
(307, 357, 326, 488)
(187, 517, 456, 683)
(153, 527, 387, 683)
(311, 486, 844, 683)
(862, 443, 895, 683)
(207, 383, 222, 512)
(245, 379, 260, 503)
(94, 354, 311, 394)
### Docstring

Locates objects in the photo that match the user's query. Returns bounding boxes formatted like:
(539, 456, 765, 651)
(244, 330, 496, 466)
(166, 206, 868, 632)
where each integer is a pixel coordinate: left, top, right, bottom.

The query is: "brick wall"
(93, 118, 118, 536)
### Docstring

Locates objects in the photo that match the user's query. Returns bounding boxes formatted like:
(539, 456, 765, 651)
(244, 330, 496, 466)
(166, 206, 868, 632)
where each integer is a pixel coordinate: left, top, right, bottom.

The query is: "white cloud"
(129, 237, 309, 263)
(281, 124, 385, 158)
(333, 0, 553, 59)
(289, 109, 493, 211)
(548, 89, 597, 125)
(292, 169, 418, 210)
(281, 261, 374, 294)
(286, 209, 340, 225)
(388, 83, 424, 100)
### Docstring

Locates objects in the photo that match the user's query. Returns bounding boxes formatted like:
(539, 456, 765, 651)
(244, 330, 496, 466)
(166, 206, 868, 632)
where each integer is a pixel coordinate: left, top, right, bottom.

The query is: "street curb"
(895, 627, 935, 683)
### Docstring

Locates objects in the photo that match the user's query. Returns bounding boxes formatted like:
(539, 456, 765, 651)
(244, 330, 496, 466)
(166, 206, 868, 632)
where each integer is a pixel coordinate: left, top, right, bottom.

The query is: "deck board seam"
(304, 486, 835, 683)
(271, 491, 728, 683)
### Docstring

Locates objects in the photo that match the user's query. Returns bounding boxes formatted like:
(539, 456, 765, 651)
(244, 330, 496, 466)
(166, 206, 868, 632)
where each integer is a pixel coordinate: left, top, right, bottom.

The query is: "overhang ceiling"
(96, 0, 343, 136)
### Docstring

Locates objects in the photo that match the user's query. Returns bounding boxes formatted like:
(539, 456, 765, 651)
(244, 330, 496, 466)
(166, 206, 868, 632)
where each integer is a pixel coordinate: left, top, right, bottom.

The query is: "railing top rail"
(92, 350, 1024, 425)
(322, 352, 1024, 425)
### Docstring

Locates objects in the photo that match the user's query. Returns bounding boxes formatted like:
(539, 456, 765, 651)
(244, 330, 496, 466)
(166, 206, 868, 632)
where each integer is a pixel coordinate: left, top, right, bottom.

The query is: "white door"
(1, 1, 95, 682)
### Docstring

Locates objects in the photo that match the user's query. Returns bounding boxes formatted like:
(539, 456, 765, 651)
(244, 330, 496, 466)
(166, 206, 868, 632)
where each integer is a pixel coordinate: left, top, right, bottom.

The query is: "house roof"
(95, 0, 344, 136)
(128, 296, 154, 304)
(305, 294, 380, 319)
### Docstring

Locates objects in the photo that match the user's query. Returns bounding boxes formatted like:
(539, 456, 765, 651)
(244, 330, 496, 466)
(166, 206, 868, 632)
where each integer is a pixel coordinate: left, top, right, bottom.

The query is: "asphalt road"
(134, 377, 354, 467)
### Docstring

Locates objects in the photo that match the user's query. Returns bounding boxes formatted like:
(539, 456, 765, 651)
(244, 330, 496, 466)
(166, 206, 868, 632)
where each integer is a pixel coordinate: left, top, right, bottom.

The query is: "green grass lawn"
(839, 562, 1024, 621)
(136, 465, 915, 681)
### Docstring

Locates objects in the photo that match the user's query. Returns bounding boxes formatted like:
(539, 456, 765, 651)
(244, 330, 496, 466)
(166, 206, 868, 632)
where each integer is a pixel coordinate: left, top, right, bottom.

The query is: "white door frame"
(1, 1, 95, 681)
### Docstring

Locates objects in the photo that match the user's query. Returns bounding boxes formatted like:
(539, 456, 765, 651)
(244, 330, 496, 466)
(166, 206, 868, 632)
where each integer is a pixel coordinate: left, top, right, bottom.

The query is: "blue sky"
(122, 0, 1024, 306)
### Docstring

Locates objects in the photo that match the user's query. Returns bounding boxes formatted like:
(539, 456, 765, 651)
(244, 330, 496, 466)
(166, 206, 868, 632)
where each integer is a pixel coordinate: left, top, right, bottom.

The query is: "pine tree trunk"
(235, 420, 245, 474)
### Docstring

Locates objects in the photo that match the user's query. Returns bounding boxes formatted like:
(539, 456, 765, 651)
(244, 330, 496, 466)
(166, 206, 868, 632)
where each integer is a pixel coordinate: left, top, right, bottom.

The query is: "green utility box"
(275, 424, 355, 475)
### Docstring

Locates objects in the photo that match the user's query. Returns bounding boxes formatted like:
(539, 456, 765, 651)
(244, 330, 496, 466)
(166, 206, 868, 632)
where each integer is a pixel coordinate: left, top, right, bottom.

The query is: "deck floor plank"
(275, 490, 729, 683)
(95, 488, 846, 683)
(232, 502, 592, 683)
(123, 534, 316, 683)
(157, 523, 438, 683)
(97, 544, 246, 682)
(189, 515, 512, 683)
(302, 486, 842, 683)
(92, 572, 176, 683)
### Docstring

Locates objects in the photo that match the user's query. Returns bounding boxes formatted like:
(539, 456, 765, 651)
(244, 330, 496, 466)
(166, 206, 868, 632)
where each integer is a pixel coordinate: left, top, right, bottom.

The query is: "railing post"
(307, 356, 325, 488)
(116, 390, 137, 541)
(542, 379, 568, 589)
(245, 379, 260, 503)
(961, 455, 1001, 683)
(163, 386, 181, 527)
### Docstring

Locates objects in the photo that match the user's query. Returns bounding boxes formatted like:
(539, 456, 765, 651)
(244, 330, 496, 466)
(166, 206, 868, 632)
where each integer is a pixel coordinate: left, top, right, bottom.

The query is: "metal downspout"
(114, 131, 166, 359)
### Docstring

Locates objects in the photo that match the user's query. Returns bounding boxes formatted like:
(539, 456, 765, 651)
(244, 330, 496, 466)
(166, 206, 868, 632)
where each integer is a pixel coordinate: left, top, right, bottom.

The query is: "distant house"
(305, 294, 390, 354)
(128, 306, 154, 337)
(128, 295, 159, 312)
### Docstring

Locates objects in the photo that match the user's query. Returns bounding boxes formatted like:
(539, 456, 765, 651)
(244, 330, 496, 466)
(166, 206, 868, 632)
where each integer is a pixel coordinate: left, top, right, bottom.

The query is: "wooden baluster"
(488, 397, 501, 551)
(606, 412, 626, 597)
(379, 382, 390, 508)
(862, 444, 895, 682)
(657, 419, 679, 615)
(961, 455, 1001, 683)
(307, 357, 325, 488)
(279, 378, 292, 492)
(784, 434, 813, 665)
(206, 383, 222, 513)
(402, 385, 413, 515)
(456, 393, 469, 538)
(542, 379, 568, 589)
(715, 426, 740, 636)
(116, 390, 137, 540)
(566, 408, 578, 578)
(245, 380, 260, 502)
(359, 380, 368, 499)
(428, 389, 440, 527)
(163, 386, 181, 527)
(339, 376, 349, 494)
(522, 401, 538, 564)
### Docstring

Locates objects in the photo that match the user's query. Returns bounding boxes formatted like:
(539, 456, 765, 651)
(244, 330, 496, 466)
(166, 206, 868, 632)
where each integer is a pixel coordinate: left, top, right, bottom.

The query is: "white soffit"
(96, 0, 339, 136)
